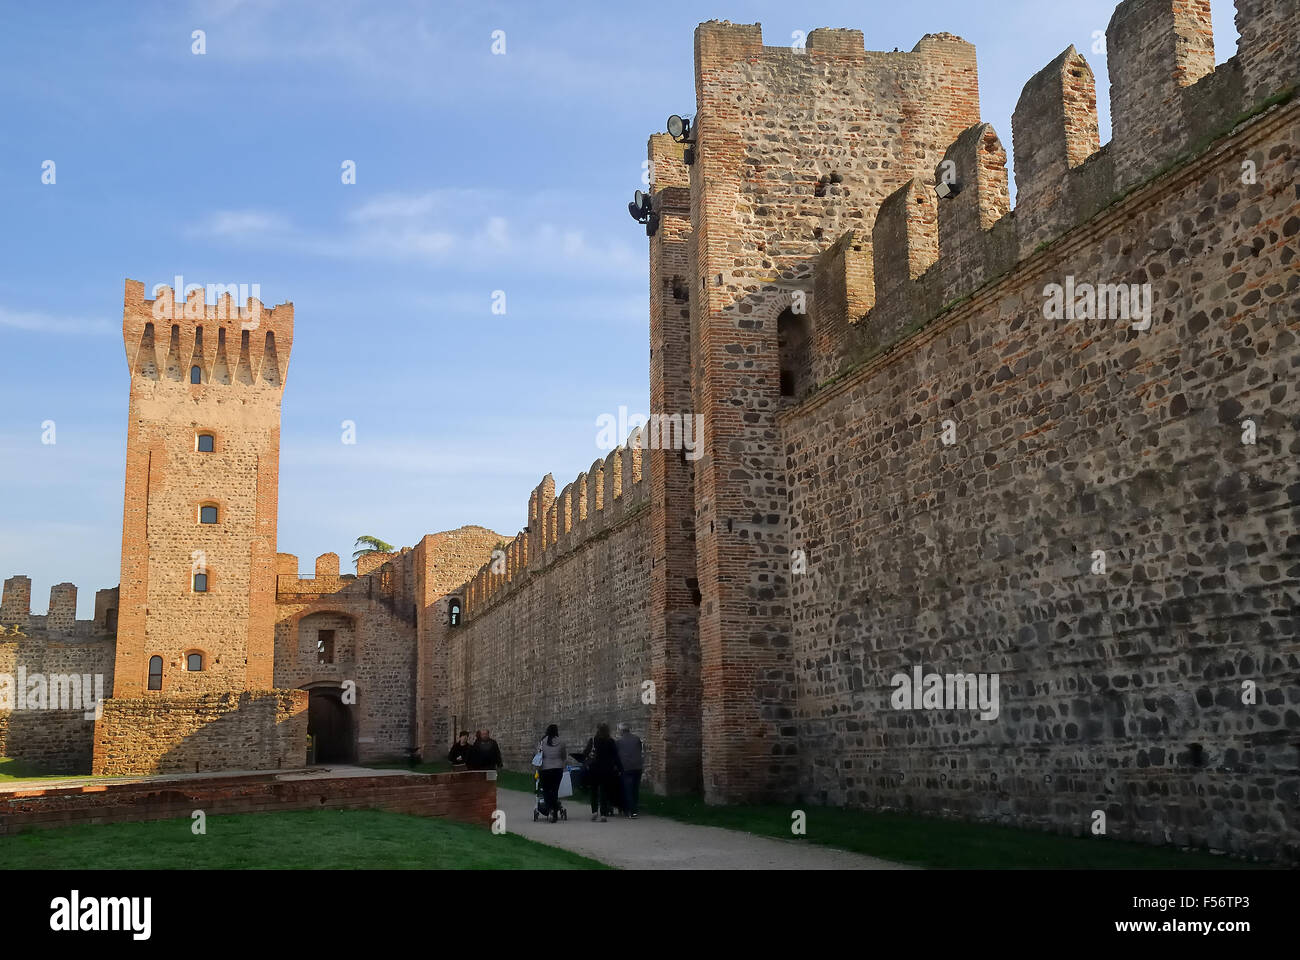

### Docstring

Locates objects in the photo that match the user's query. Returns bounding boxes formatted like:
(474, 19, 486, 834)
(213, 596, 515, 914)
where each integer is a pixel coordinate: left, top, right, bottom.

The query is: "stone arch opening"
(777, 307, 813, 399)
(306, 685, 355, 764)
(296, 610, 356, 668)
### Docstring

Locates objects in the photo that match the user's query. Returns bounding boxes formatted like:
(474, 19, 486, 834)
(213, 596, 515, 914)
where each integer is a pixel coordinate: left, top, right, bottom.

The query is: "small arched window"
(147, 655, 163, 690)
(197, 433, 215, 453)
(200, 504, 218, 524)
(190, 365, 202, 384)
(187, 652, 203, 672)
(193, 572, 208, 592)
(448, 597, 462, 627)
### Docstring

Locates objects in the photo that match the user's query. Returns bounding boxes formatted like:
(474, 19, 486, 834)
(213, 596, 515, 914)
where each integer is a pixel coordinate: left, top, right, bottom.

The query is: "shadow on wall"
(0, 710, 100, 775)
(92, 692, 310, 777)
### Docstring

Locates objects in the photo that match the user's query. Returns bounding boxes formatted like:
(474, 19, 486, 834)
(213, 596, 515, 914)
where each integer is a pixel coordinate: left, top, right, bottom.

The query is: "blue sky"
(0, 0, 1241, 616)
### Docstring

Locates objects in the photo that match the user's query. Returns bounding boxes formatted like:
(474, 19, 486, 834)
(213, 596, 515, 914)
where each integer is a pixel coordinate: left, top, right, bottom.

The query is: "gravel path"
(498, 788, 913, 870)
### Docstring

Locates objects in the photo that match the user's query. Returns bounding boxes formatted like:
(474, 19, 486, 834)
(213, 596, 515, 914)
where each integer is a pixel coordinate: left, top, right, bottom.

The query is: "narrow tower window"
(190, 365, 202, 384)
(147, 656, 163, 690)
(777, 307, 812, 399)
(448, 597, 462, 627)
(197, 433, 215, 452)
(193, 572, 208, 592)
(200, 505, 218, 524)
(317, 629, 335, 664)
(187, 652, 203, 672)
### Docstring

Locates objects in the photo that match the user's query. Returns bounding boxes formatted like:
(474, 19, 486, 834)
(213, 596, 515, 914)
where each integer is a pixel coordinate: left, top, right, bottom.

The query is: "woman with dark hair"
(583, 722, 623, 822)
(536, 723, 567, 823)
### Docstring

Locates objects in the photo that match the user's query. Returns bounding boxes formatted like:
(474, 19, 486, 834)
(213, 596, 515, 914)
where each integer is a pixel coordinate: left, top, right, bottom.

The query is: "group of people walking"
(447, 728, 503, 771)
(448, 721, 644, 823)
(536, 721, 643, 823)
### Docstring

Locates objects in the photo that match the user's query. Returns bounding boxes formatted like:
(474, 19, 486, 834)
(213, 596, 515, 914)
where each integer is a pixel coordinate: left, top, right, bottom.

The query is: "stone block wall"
(274, 553, 420, 763)
(91, 689, 308, 776)
(0, 577, 118, 773)
(687, 20, 984, 803)
(781, 73, 1300, 862)
(444, 450, 653, 776)
(411, 526, 510, 758)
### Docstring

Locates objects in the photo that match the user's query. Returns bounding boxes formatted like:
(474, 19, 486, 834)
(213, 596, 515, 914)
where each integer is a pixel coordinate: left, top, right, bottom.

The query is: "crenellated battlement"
(271, 551, 370, 599)
(457, 424, 652, 622)
(694, 19, 975, 65)
(801, 0, 1299, 389)
(123, 278, 294, 390)
(0, 575, 119, 639)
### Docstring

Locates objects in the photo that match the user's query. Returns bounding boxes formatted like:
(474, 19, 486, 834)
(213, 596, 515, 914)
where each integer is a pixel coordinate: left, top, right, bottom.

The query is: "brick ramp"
(499, 788, 913, 870)
(0, 768, 496, 836)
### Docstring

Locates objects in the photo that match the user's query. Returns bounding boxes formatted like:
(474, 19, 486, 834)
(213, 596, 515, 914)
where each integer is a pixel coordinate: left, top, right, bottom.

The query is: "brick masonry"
(442, 460, 654, 775)
(0, 769, 496, 836)
(91, 690, 308, 776)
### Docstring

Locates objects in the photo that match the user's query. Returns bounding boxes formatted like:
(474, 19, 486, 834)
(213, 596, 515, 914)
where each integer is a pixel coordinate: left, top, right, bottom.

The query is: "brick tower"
(92, 280, 307, 774)
(646, 133, 703, 794)
(688, 24, 982, 802)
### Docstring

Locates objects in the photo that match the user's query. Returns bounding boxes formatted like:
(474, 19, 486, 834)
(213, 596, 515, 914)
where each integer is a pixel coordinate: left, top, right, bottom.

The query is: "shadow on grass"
(0, 808, 607, 870)
(0, 758, 86, 783)
(634, 794, 1268, 869)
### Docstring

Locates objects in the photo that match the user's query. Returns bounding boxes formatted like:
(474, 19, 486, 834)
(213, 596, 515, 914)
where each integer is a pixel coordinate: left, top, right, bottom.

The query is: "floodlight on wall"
(628, 189, 652, 223)
(627, 189, 659, 237)
(935, 179, 962, 200)
(667, 114, 696, 165)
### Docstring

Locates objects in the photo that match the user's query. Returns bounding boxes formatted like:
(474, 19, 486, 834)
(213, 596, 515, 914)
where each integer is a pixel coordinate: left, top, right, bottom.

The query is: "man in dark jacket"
(584, 723, 623, 821)
(615, 723, 644, 818)
(466, 729, 503, 771)
(447, 730, 472, 768)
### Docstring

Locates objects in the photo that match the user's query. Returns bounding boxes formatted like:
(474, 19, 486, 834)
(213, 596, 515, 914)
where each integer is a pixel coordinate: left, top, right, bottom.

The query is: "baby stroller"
(532, 765, 569, 822)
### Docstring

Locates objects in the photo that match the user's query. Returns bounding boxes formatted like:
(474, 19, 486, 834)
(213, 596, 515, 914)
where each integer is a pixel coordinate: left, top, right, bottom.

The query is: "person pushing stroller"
(533, 723, 568, 823)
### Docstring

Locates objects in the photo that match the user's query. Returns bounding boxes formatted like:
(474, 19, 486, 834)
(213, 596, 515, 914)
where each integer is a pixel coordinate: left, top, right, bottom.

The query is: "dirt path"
(498, 788, 913, 870)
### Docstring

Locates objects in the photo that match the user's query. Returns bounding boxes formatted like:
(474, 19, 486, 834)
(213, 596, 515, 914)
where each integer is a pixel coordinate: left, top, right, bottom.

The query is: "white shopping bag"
(558, 769, 573, 798)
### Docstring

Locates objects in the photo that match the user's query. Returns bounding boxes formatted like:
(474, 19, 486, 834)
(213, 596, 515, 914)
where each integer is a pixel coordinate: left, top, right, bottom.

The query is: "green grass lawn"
(493, 766, 1263, 869)
(0, 758, 86, 783)
(0, 808, 605, 870)
(633, 794, 1265, 869)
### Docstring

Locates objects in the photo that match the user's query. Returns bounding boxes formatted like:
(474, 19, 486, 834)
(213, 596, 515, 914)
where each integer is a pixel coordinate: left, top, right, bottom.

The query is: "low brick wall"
(0, 770, 496, 835)
(91, 690, 309, 776)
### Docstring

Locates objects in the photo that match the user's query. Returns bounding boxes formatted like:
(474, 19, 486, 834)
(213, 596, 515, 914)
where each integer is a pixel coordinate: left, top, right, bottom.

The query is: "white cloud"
(193, 189, 640, 273)
(207, 210, 293, 235)
(178, 0, 663, 106)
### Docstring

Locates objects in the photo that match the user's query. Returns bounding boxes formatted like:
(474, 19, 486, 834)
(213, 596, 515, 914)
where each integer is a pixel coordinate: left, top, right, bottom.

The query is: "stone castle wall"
(443, 440, 654, 774)
(91, 690, 308, 776)
(784, 98, 1299, 862)
(686, 21, 985, 802)
(776, 0, 1299, 861)
(419, 0, 1298, 862)
(273, 550, 420, 764)
(0, 578, 118, 773)
(0, 0, 1294, 864)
